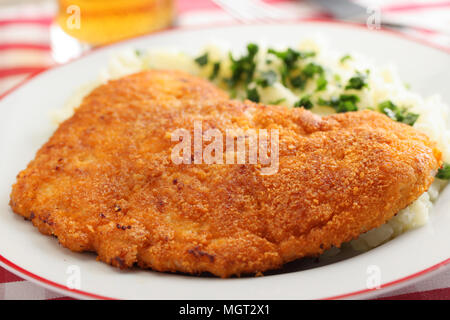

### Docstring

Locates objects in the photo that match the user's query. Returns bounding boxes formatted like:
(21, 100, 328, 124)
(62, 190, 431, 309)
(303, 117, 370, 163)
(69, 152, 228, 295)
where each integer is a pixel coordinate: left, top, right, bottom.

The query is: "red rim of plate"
(0, 18, 449, 300)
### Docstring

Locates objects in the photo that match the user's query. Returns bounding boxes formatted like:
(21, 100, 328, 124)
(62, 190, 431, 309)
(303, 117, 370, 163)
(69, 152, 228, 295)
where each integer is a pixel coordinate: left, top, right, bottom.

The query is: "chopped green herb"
(246, 87, 260, 102)
(340, 54, 352, 63)
(339, 94, 359, 104)
(290, 75, 305, 89)
(268, 48, 315, 87)
(302, 63, 324, 78)
(256, 70, 277, 88)
(279, 64, 289, 86)
(436, 163, 450, 180)
(319, 94, 359, 113)
(268, 48, 315, 69)
(378, 100, 419, 126)
(135, 49, 143, 56)
(226, 43, 259, 88)
(316, 75, 328, 92)
(209, 62, 220, 80)
(402, 113, 420, 125)
(194, 53, 209, 66)
(294, 95, 313, 109)
(269, 98, 286, 105)
(345, 71, 368, 90)
(247, 43, 259, 55)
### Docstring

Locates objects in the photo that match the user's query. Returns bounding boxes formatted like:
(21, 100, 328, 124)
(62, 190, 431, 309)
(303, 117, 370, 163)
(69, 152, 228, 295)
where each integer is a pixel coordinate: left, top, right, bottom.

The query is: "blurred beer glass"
(51, 0, 175, 63)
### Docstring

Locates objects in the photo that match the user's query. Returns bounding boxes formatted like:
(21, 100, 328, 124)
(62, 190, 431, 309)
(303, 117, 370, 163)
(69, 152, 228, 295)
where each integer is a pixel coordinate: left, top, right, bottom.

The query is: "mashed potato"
(53, 38, 450, 252)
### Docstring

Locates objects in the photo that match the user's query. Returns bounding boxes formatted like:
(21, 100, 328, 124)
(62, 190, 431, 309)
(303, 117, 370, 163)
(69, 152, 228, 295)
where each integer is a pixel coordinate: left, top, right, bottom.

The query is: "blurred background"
(0, 0, 449, 95)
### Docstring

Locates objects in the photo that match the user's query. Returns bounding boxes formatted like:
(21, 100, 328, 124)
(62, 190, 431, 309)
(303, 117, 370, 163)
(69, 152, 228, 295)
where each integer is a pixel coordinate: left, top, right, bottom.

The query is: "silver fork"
(212, 0, 289, 24)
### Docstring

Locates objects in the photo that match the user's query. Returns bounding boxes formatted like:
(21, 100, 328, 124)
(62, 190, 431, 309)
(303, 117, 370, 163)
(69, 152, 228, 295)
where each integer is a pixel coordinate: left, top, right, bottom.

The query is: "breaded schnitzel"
(10, 70, 442, 277)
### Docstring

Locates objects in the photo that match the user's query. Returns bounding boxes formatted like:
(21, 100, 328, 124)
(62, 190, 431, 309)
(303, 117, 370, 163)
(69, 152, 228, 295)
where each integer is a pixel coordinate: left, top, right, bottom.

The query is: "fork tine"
(250, 0, 287, 20)
(245, 0, 281, 20)
(233, 0, 274, 24)
(211, 0, 250, 23)
(212, 0, 274, 24)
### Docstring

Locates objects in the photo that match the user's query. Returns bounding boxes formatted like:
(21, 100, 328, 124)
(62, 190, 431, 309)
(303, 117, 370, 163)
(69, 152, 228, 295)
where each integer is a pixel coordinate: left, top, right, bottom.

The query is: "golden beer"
(56, 0, 175, 46)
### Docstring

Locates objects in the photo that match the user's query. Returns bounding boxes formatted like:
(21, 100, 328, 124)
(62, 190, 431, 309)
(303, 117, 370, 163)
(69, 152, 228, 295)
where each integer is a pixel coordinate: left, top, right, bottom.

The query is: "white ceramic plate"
(1, 22, 449, 300)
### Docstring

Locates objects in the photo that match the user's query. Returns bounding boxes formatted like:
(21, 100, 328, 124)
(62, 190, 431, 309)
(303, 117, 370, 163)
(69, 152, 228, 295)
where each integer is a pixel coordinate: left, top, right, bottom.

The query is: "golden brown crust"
(10, 70, 442, 277)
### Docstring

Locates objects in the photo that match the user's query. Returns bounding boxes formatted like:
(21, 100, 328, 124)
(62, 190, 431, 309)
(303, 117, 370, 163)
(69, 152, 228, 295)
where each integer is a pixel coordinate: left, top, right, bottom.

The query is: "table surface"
(1, 0, 450, 300)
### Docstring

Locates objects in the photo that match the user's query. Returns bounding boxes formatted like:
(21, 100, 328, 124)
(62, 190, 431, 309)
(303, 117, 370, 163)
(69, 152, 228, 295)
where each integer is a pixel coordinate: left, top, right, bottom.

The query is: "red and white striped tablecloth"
(1, 0, 450, 300)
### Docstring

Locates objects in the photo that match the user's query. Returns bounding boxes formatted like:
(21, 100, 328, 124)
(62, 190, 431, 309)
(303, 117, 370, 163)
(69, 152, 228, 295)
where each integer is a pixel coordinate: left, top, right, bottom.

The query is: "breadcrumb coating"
(10, 70, 441, 277)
